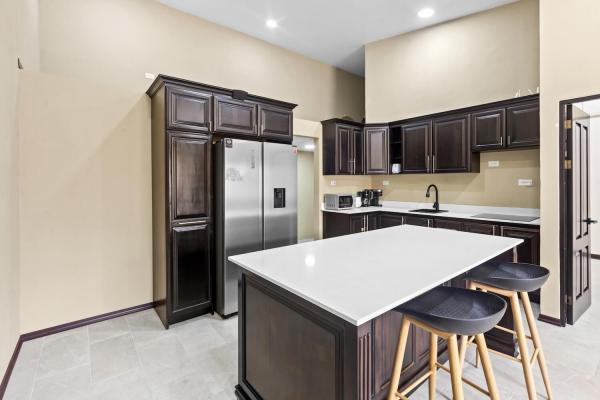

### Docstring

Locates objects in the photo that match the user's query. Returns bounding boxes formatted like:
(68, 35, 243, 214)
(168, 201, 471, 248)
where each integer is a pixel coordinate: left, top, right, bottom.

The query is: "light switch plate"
(518, 179, 534, 187)
(488, 160, 500, 168)
(382, 180, 389, 186)
(330, 180, 337, 187)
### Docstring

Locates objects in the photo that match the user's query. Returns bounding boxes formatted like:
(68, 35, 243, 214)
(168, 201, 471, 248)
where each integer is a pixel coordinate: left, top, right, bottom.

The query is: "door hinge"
(564, 159, 572, 170)
(564, 119, 572, 129)
(565, 294, 573, 306)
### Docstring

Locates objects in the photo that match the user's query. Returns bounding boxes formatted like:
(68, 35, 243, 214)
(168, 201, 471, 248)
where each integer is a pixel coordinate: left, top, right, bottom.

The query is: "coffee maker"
(358, 189, 383, 207)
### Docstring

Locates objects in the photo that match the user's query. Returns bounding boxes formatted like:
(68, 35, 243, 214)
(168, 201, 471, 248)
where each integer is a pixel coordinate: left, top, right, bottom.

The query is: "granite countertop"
(229, 225, 521, 326)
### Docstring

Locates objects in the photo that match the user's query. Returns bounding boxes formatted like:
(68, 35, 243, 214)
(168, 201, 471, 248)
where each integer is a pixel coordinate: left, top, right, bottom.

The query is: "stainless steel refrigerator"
(215, 138, 298, 317)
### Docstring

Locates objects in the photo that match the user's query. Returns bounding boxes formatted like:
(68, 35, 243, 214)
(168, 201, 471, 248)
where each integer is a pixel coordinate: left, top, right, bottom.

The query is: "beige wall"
(1, 0, 38, 374)
(364, 0, 540, 209)
(539, 0, 600, 318)
(15, 0, 365, 332)
(297, 150, 316, 241)
(374, 150, 540, 208)
(38, 0, 364, 123)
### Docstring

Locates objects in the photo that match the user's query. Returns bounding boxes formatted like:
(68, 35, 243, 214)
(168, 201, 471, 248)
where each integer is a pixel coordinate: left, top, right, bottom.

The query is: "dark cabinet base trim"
(0, 302, 155, 398)
(538, 314, 564, 327)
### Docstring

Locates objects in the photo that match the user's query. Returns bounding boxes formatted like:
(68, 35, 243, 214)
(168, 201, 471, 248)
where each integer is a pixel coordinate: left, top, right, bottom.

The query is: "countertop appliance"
(358, 189, 383, 207)
(324, 193, 354, 210)
(215, 138, 297, 317)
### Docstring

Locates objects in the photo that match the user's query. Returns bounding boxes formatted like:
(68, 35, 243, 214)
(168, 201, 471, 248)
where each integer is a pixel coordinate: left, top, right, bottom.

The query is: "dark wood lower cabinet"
(434, 219, 463, 231)
(464, 221, 498, 235)
(402, 216, 431, 227)
(378, 213, 404, 229)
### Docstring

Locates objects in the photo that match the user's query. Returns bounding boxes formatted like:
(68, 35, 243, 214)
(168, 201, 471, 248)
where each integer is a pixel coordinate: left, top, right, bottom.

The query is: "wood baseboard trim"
(538, 313, 563, 327)
(592, 254, 600, 260)
(0, 302, 154, 399)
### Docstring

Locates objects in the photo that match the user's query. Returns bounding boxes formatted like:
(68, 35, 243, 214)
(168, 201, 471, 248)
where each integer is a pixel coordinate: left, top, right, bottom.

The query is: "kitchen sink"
(410, 209, 448, 214)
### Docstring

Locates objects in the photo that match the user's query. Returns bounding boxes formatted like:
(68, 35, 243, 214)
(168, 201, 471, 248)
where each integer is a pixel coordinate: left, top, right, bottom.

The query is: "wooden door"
(506, 102, 540, 148)
(379, 213, 404, 228)
(167, 86, 212, 132)
(259, 104, 293, 142)
(170, 134, 211, 222)
(464, 222, 497, 236)
(171, 224, 212, 321)
(432, 114, 470, 172)
(566, 105, 593, 323)
(403, 216, 431, 227)
(471, 108, 505, 151)
(434, 219, 464, 231)
(214, 96, 257, 136)
(365, 126, 389, 174)
(336, 125, 353, 175)
(401, 121, 431, 173)
(353, 127, 365, 175)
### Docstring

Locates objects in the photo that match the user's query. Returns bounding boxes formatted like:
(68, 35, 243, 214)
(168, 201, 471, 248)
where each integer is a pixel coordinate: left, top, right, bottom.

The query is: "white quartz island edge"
(229, 225, 522, 326)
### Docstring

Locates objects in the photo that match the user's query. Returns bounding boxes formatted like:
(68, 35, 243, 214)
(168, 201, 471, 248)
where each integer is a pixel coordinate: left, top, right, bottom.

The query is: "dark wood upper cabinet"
(170, 134, 211, 222)
(167, 86, 212, 132)
(401, 120, 431, 173)
(259, 104, 293, 142)
(365, 125, 389, 174)
(471, 108, 505, 151)
(322, 119, 364, 175)
(506, 102, 540, 148)
(214, 96, 258, 137)
(171, 224, 212, 321)
(432, 114, 470, 173)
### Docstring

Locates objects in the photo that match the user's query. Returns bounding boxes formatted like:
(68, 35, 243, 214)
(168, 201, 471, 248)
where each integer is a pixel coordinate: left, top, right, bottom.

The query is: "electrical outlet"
(488, 160, 500, 168)
(518, 179, 533, 187)
(145, 72, 156, 80)
(330, 180, 337, 187)
(382, 180, 389, 186)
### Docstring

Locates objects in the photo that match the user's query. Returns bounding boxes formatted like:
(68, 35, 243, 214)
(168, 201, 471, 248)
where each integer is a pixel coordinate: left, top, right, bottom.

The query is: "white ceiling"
(157, 0, 518, 76)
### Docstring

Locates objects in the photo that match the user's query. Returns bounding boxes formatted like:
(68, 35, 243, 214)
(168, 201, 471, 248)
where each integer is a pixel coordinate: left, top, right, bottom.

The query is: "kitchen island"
(230, 225, 522, 400)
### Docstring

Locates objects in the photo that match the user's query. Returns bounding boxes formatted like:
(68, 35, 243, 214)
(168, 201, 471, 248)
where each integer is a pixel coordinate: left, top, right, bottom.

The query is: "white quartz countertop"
(229, 225, 522, 326)
(322, 201, 541, 226)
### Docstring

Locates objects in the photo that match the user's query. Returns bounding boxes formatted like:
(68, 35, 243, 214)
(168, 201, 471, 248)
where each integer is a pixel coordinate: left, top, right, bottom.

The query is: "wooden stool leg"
(510, 293, 537, 400)
(448, 334, 465, 400)
(429, 332, 438, 399)
(475, 333, 500, 400)
(521, 292, 553, 400)
(387, 318, 411, 400)
(458, 335, 468, 369)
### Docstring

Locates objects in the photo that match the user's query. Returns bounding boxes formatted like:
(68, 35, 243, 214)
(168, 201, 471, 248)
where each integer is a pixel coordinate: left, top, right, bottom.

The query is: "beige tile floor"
(5, 260, 600, 399)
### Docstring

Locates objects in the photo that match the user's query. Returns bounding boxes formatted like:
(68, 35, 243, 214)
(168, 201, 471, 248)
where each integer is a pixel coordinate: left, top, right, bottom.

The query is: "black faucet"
(426, 184, 439, 212)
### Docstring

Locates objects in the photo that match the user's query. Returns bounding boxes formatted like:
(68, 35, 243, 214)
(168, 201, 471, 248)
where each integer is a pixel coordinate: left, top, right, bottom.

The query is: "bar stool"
(387, 286, 507, 400)
(465, 262, 553, 400)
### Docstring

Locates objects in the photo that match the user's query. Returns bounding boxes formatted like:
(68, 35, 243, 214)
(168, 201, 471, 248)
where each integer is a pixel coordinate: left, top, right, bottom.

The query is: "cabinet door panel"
(167, 87, 212, 132)
(365, 126, 389, 174)
(171, 224, 211, 316)
(353, 128, 365, 175)
(402, 121, 431, 173)
(214, 96, 257, 136)
(432, 114, 470, 172)
(350, 215, 366, 233)
(259, 105, 293, 142)
(506, 102, 539, 148)
(336, 126, 353, 174)
(471, 108, 505, 151)
(378, 213, 404, 228)
(171, 134, 211, 222)
(403, 216, 431, 227)
(501, 226, 540, 264)
(434, 219, 464, 231)
(367, 213, 378, 231)
(464, 222, 497, 236)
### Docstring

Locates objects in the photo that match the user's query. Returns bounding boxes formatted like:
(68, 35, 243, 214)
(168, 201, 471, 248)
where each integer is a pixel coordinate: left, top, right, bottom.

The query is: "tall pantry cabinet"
(149, 81, 213, 328)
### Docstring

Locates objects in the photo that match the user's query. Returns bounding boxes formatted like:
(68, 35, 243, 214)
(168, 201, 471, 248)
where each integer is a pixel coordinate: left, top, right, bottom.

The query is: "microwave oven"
(324, 194, 354, 210)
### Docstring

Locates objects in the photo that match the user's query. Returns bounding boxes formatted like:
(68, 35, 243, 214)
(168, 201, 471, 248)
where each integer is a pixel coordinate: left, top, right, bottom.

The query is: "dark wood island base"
(234, 264, 516, 400)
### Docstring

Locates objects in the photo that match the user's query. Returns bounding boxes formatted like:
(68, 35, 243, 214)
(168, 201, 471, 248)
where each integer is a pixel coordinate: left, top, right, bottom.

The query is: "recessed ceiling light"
(417, 8, 435, 18)
(266, 19, 278, 29)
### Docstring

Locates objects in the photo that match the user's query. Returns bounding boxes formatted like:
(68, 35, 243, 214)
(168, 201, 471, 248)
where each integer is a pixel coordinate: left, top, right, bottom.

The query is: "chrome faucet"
(426, 184, 439, 212)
